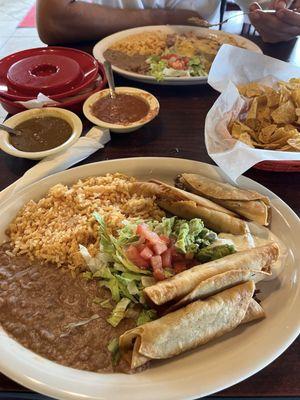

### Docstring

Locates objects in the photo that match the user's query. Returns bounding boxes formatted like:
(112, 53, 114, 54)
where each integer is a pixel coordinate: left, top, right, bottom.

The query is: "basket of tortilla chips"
(205, 45, 300, 180)
(229, 79, 300, 171)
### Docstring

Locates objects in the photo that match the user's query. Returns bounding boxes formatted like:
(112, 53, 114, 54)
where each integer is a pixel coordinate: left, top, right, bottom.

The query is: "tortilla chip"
(266, 91, 280, 108)
(288, 134, 300, 150)
(238, 132, 255, 147)
(271, 100, 296, 124)
(229, 78, 300, 152)
(247, 98, 258, 120)
(279, 86, 292, 104)
(231, 121, 254, 138)
(258, 124, 277, 144)
(291, 89, 300, 108)
(295, 108, 300, 125)
(238, 82, 268, 98)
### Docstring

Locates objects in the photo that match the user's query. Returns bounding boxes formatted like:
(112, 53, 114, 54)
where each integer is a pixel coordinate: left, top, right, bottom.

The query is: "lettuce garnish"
(79, 214, 234, 328)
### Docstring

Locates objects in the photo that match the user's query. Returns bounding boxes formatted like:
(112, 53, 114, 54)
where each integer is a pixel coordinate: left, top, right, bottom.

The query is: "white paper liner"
(16, 93, 59, 109)
(0, 126, 111, 206)
(205, 45, 300, 181)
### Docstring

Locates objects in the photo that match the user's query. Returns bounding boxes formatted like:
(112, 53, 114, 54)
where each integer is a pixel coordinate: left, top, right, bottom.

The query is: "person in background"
(36, 0, 300, 45)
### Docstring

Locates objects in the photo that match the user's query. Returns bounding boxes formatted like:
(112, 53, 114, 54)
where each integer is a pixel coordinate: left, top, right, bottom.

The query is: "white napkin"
(205, 45, 300, 181)
(16, 93, 59, 109)
(0, 126, 111, 206)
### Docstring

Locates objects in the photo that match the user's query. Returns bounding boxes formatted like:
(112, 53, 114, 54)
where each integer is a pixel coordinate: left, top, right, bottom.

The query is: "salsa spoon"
(103, 60, 116, 99)
(0, 123, 22, 136)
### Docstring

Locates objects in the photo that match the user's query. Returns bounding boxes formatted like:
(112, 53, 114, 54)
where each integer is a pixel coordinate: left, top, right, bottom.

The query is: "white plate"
(0, 157, 299, 400)
(93, 26, 263, 86)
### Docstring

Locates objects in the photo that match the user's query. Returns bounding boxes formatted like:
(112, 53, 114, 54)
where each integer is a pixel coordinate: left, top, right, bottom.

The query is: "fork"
(189, 3, 298, 29)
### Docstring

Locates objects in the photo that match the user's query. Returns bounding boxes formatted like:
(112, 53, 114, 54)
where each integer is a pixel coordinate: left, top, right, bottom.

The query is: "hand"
(249, 0, 300, 43)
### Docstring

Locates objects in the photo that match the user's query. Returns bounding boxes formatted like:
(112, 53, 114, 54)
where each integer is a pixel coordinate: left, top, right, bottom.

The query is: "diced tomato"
(189, 259, 200, 267)
(150, 255, 165, 281)
(185, 252, 194, 260)
(136, 242, 146, 252)
(160, 235, 171, 245)
(169, 59, 188, 70)
(136, 224, 164, 245)
(174, 261, 188, 274)
(161, 248, 172, 268)
(139, 246, 154, 260)
(161, 53, 179, 60)
(152, 242, 168, 255)
(170, 247, 185, 262)
(126, 245, 149, 269)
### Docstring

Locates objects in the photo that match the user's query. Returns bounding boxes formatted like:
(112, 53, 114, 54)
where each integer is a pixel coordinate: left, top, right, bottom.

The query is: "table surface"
(0, 18, 300, 399)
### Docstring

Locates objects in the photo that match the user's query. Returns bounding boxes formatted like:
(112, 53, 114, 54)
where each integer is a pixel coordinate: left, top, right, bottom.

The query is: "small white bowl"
(0, 107, 83, 160)
(83, 87, 160, 133)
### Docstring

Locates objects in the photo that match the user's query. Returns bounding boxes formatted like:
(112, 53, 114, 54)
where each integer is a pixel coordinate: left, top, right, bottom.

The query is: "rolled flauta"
(120, 281, 257, 369)
(144, 242, 279, 306)
(242, 298, 265, 324)
(130, 180, 249, 235)
(177, 173, 271, 226)
(167, 268, 269, 312)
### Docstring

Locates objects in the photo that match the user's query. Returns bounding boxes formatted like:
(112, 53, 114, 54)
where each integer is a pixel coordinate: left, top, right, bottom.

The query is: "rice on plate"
(7, 173, 164, 270)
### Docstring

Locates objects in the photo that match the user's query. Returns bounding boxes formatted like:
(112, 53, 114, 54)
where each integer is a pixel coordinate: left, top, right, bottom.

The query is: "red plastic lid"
(0, 62, 108, 115)
(7, 54, 82, 95)
(0, 47, 99, 99)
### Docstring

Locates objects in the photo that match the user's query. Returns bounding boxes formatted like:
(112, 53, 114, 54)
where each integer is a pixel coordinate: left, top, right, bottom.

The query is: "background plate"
(93, 26, 262, 86)
(0, 157, 299, 400)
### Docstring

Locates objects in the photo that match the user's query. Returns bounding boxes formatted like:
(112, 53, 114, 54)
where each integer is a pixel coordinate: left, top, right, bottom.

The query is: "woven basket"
(254, 160, 300, 172)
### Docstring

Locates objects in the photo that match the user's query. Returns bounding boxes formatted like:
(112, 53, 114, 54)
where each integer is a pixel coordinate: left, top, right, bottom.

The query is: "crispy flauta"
(130, 180, 249, 235)
(167, 268, 269, 312)
(120, 281, 257, 369)
(144, 242, 279, 306)
(177, 173, 271, 226)
(242, 298, 265, 324)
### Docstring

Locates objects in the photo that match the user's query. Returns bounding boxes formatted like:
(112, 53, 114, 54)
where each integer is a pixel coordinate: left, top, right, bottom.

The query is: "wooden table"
(0, 25, 299, 399)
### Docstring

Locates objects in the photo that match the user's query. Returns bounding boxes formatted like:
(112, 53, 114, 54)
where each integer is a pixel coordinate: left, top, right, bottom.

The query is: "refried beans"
(103, 49, 150, 75)
(0, 243, 137, 373)
(91, 93, 150, 125)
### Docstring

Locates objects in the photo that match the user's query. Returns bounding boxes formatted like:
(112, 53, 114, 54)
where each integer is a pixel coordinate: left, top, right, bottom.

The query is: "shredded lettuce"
(94, 212, 150, 275)
(189, 56, 208, 77)
(100, 299, 113, 309)
(107, 298, 131, 327)
(116, 223, 139, 247)
(93, 297, 112, 308)
(154, 216, 176, 237)
(99, 278, 120, 302)
(82, 271, 93, 280)
(141, 276, 156, 288)
(137, 309, 157, 326)
(107, 338, 120, 366)
(147, 54, 207, 81)
(147, 56, 168, 81)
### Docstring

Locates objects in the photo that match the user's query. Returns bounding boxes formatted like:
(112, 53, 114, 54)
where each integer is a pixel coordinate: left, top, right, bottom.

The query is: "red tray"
(254, 160, 300, 172)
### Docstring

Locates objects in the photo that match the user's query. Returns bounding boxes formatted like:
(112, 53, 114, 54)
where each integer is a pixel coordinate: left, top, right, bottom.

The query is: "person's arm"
(249, 0, 300, 43)
(36, 0, 200, 45)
